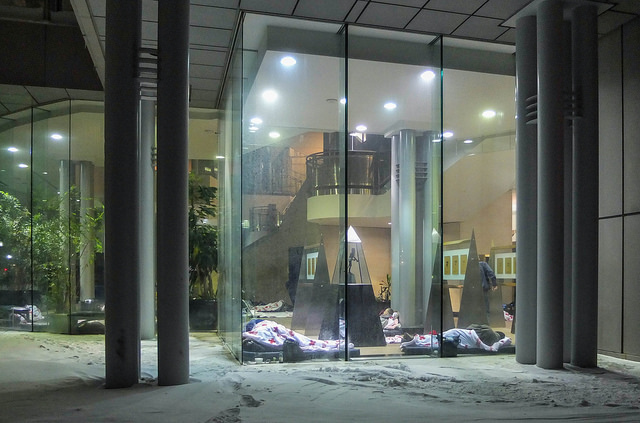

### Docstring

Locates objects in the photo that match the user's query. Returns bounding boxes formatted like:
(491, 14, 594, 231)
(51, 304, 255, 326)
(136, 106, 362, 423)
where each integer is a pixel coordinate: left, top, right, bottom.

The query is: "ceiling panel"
(190, 26, 233, 48)
(375, 0, 428, 7)
(424, 0, 486, 15)
(475, 0, 532, 20)
(357, 2, 420, 28)
(191, 5, 238, 29)
(406, 9, 468, 34)
(453, 16, 508, 40)
(239, 0, 297, 15)
(25, 87, 69, 104)
(495, 28, 516, 44)
(190, 64, 224, 80)
(190, 77, 221, 91)
(190, 48, 228, 67)
(294, 0, 358, 21)
(345, 0, 368, 22)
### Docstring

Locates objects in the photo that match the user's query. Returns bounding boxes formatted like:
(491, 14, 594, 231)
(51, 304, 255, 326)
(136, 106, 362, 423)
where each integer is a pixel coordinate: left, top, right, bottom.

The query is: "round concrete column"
(536, 0, 565, 370)
(515, 14, 538, 365)
(157, 0, 190, 386)
(104, 0, 142, 389)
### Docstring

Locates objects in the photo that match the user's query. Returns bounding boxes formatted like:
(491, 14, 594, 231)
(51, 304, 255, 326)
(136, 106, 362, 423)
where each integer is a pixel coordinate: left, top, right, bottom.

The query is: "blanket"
(243, 319, 353, 352)
(401, 328, 512, 352)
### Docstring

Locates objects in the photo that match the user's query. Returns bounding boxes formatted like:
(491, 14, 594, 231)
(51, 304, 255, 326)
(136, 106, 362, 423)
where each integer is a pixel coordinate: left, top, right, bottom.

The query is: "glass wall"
(0, 101, 106, 333)
(219, 13, 518, 363)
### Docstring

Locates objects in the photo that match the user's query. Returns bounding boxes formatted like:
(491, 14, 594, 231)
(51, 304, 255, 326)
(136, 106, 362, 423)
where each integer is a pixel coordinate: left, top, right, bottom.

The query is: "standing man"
(479, 256, 498, 323)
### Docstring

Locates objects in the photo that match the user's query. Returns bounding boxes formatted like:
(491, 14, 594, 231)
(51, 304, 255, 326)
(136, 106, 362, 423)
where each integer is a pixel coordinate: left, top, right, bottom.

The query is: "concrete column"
(139, 100, 156, 340)
(393, 129, 418, 327)
(416, 132, 433, 324)
(571, 4, 598, 368)
(104, 0, 141, 388)
(562, 22, 573, 364)
(390, 134, 399, 317)
(536, 0, 565, 369)
(515, 15, 538, 365)
(79, 161, 95, 301)
(157, 0, 190, 386)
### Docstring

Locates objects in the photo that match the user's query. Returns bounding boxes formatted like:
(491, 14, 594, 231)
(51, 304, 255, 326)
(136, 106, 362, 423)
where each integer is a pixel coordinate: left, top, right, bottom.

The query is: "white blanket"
(401, 329, 512, 352)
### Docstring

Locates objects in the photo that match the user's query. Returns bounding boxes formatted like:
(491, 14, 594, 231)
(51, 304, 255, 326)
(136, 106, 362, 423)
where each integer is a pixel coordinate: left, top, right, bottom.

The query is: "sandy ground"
(2, 330, 640, 422)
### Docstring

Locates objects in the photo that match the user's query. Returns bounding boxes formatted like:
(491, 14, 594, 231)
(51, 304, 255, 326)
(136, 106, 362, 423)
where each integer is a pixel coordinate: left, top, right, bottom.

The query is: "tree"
(188, 172, 218, 300)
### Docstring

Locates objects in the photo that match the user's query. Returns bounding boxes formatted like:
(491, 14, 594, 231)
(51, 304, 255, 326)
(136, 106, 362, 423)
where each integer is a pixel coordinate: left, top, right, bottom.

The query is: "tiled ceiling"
(1, 0, 639, 114)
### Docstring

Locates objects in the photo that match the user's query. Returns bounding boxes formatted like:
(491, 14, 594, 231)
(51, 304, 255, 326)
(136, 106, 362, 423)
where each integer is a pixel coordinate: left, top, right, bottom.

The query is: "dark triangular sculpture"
(425, 241, 455, 332)
(457, 230, 489, 327)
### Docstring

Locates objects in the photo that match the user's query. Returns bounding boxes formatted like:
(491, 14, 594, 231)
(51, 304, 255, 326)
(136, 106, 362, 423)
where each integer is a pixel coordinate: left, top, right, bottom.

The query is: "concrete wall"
(598, 17, 640, 360)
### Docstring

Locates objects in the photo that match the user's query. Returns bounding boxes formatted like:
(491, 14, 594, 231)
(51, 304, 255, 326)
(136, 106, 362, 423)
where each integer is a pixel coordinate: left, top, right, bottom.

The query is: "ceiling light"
(384, 102, 397, 110)
(269, 131, 280, 139)
(421, 70, 436, 81)
(339, 98, 346, 105)
(50, 133, 63, 140)
(262, 89, 278, 103)
(482, 110, 497, 118)
(250, 117, 263, 125)
(432, 139, 441, 143)
(280, 56, 296, 67)
(355, 125, 367, 132)
(18, 163, 28, 168)
(464, 139, 473, 144)
(443, 131, 454, 138)
(42, 171, 48, 175)
(216, 155, 225, 159)
(248, 125, 259, 132)
(7, 147, 18, 152)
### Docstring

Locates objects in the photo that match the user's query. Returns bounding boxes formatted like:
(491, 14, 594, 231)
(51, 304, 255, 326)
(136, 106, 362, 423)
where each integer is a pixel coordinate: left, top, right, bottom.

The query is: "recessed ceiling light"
(215, 155, 225, 159)
(421, 70, 436, 81)
(262, 89, 278, 103)
(250, 117, 263, 125)
(339, 98, 346, 105)
(50, 133, 63, 140)
(482, 110, 497, 118)
(464, 139, 473, 144)
(432, 139, 441, 143)
(355, 125, 367, 132)
(280, 56, 296, 67)
(7, 147, 18, 152)
(269, 131, 280, 139)
(248, 125, 259, 132)
(42, 171, 48, 175)
(384, 102, 397, 110)
(443, 131, 454, 138)
(18, 163, 28, 168)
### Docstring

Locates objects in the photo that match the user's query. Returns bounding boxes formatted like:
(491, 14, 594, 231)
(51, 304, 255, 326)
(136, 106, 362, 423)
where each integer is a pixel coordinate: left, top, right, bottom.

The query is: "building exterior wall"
(598, 17, 640, 359)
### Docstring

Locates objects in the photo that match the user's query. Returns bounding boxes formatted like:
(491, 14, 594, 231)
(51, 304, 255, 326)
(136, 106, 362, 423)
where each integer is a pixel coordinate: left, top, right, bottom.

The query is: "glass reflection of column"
(59, 159, 70, 286)
(79, 161, 95, 301)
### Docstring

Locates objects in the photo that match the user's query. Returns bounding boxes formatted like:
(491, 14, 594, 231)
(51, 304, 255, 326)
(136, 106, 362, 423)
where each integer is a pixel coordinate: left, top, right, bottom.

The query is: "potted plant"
(188, 172, 218, 330)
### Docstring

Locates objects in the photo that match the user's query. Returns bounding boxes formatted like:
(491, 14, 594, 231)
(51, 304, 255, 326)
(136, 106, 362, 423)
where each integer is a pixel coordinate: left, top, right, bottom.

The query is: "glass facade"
(0, 101, 106, 333)
(219, 13, 516, 363)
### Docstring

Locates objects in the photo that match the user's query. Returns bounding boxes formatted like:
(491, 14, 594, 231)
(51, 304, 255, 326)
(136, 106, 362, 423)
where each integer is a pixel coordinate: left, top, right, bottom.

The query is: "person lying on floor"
(243, 319, 353, 352)
(400, 326, 511, 352)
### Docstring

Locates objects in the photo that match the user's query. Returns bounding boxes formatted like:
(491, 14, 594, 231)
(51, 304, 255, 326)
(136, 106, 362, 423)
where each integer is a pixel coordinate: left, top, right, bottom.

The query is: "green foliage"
(0, 189, 103, 312)
(189, 172, 218, 299)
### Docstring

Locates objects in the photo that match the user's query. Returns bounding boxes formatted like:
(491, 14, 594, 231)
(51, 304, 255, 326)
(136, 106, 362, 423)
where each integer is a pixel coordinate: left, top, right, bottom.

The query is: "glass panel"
(442, 38, 516, 353)
(218, 18, 244, 360)
(239, 14, 345, 363)
(0, 109, 33, 331)
(346, 26, 442, 358)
